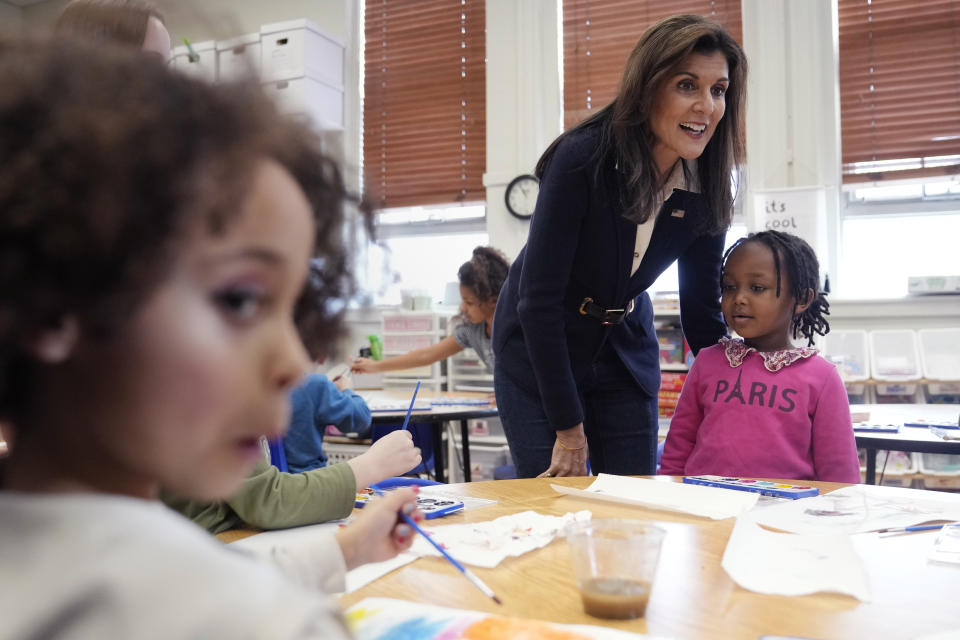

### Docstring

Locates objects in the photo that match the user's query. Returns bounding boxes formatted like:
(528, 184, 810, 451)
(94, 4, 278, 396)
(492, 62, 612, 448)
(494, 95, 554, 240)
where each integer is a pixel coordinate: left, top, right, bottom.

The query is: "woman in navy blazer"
(492, 15, 747, 478)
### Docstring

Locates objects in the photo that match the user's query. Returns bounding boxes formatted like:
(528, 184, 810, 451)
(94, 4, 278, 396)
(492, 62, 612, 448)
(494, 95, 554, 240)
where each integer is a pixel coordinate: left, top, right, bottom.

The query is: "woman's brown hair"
(54, 0, 164, 48)
(536, 14, 746, 235)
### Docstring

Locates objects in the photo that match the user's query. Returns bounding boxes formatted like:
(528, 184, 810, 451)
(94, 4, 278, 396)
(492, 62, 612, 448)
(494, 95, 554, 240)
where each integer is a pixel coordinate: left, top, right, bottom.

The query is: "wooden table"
(338, 477, 960, 639)
(851, 404, 960, 484)
(362, 389, 498, 483)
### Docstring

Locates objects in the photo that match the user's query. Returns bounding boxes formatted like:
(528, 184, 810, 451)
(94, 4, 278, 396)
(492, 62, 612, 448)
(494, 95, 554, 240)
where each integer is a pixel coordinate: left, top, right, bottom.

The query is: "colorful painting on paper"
(346, 598, 656, 640)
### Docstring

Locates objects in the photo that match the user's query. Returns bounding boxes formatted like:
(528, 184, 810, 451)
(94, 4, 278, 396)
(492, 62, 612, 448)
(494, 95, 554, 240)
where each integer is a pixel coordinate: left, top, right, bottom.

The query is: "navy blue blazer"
(492, 126, 727, 430)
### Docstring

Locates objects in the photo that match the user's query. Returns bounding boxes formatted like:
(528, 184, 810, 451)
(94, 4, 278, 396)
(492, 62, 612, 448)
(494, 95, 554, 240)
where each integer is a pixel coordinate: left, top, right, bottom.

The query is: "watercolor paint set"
(853, 422, 901, 433)
(683, 475, 820, 499)
(355, 488, 464, 519)
(903, 419, 959, 430)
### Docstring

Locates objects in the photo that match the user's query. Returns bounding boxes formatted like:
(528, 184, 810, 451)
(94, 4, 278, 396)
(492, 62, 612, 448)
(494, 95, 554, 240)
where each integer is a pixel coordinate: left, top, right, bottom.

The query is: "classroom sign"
(751, 187, 828, 260)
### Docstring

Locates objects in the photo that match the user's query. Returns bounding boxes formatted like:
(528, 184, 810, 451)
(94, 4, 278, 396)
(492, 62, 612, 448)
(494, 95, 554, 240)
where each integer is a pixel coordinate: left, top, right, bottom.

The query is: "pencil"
(372, 487, 502, 605)
(400, 380, 421, 431)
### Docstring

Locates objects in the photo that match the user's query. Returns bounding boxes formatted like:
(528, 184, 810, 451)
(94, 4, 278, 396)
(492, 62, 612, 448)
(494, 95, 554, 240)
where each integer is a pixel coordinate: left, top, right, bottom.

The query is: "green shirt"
(163, 457, 357, 534)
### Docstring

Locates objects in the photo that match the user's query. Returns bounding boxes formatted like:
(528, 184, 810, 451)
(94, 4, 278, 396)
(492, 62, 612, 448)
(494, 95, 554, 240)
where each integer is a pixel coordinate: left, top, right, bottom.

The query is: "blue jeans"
(494, 345, 658, 479)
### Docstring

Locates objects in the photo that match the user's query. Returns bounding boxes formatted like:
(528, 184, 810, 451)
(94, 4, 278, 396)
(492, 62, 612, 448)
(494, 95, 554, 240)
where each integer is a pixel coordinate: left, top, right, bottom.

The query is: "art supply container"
(565, 519, 665, 620)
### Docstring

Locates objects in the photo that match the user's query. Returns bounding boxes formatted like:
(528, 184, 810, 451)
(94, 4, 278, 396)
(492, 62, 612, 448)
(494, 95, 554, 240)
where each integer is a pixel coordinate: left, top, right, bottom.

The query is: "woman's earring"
(30, 317, 79, 363)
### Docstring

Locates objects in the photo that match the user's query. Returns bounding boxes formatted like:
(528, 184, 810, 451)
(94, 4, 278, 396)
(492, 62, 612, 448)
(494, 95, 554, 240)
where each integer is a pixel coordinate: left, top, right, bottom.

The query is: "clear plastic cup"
(565, 519, 666, 620)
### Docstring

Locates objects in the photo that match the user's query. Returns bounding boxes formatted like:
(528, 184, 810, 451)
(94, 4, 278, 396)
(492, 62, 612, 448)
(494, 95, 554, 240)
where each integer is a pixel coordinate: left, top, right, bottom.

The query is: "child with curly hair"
(659, 230, 860, 483)
(0, 40, 419, 638)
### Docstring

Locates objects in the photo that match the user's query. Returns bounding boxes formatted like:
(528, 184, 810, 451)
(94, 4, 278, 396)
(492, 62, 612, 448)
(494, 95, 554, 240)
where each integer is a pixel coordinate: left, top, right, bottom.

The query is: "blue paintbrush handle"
(400, 380, 421, 431)
(399, 512, 467, 573)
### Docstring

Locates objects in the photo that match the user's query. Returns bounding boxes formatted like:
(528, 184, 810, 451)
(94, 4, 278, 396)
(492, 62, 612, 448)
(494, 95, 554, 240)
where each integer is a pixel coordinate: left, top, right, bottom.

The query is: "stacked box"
(858, 448, 919, 487)
(918, 454, 960, 490)
(658, 372, 687, 418)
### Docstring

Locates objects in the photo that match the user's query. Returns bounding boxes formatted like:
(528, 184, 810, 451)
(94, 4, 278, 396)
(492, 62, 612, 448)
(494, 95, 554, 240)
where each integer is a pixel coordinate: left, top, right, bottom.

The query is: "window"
(363, 0, 486, 209)
(562, 0, 742, 129)
(838, 0, 960, 184)
(838, 212, 960, 298)
(368, 230, 490, 306)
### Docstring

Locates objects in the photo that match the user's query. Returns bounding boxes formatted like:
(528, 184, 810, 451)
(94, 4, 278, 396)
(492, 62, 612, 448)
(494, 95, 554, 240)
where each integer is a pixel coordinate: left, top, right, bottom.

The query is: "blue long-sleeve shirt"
(282, 375, 372, 473)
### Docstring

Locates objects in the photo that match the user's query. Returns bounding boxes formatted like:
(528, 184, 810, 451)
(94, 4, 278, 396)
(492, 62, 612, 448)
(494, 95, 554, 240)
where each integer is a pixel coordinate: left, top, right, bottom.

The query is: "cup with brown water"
(565, 519, 665, 620)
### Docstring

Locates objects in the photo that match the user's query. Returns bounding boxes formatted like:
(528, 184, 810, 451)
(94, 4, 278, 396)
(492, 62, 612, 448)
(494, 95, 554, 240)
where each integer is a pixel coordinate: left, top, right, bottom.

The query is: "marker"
(400, 380, 421, 431)
(373, 487, 502, 605)
(182, 37, 199, 62)
(877, 523, 954, 535)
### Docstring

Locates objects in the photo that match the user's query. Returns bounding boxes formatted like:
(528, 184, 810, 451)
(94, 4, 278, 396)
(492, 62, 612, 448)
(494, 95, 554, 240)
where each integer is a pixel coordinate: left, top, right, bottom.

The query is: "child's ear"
(28, 316, 79, 364)
(794, 288, 815, 316)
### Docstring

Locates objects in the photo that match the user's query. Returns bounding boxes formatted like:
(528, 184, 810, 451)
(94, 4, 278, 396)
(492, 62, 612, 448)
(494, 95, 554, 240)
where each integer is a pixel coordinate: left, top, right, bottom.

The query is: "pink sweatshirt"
(659, 339, 861, 483)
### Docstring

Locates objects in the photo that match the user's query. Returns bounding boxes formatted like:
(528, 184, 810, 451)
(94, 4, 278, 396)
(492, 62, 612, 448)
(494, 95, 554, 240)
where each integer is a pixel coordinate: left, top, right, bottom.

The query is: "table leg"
(865, 448, 877, 485)
(460, 419, 471, 483)
(432, 423, 446, 483)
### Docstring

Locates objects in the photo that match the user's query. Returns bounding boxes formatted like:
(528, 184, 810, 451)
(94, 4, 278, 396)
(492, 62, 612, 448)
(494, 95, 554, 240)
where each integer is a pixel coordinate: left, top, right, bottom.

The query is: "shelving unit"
(447, 347, 493, 392)
(379, 311, 448, 392)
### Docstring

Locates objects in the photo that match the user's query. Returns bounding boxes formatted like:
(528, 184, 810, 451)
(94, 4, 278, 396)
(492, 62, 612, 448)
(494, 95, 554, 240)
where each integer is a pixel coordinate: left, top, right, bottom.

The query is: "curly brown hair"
(457, 246, 510, 303)
(0, 39, 371, 420)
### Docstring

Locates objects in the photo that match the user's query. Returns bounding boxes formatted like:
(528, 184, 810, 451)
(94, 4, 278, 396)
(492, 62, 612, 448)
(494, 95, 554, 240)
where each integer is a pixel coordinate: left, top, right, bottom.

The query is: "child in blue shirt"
(284, 373, 373, 472)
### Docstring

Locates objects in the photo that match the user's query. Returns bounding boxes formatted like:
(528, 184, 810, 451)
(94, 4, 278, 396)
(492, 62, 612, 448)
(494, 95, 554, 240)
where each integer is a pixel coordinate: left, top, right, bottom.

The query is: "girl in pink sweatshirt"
(660, 231, 861, 483)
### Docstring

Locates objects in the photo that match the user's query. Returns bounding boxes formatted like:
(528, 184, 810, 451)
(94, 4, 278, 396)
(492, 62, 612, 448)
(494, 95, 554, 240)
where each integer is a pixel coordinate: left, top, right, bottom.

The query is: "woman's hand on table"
(350, 357, 381, 374)
(537, 424, 589, 478)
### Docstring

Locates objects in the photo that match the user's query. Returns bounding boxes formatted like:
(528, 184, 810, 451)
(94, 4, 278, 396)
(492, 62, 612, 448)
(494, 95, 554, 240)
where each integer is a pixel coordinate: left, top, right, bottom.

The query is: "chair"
(371, 423, 436, 477)
(267, 437, 289, 472)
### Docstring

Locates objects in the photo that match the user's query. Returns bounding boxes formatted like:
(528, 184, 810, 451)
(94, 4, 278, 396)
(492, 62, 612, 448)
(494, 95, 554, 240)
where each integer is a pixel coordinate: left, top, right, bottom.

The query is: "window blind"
(563, 0, 742, 130)
(363, 0, 486, 209)
(839, 0, 960, 183)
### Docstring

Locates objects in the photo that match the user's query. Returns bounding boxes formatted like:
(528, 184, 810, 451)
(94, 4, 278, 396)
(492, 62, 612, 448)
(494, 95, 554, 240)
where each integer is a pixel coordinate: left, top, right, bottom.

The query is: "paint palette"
(904, 419, 959, 430)
(355, 488, 464, 519)
(853, 422, 901, 433)
(683, 475, 820, 499)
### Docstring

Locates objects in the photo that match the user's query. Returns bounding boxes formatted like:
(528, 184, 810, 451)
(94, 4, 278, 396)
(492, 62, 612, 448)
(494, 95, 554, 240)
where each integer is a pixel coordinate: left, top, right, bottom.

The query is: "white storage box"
(171, 40, 217, 82)
(260, 18, 344, 86)
(869, 330, 922, 381)
(216, 33, 262, 81)
(263, 76, 343, 131)
(918, 453, 960, 490)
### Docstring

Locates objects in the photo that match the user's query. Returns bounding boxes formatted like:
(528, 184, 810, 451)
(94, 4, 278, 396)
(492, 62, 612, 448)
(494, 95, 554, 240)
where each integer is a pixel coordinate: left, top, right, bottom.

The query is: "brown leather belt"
(578, 297, 635, 325)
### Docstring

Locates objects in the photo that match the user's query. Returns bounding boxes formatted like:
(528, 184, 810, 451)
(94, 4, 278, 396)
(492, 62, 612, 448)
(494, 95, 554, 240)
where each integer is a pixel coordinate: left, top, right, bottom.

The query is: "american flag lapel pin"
(671, 209, 685, 218)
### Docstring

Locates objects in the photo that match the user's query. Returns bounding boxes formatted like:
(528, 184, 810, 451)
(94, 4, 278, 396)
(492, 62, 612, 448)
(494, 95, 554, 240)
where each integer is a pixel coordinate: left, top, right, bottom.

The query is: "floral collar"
(720, 336, 817, 372)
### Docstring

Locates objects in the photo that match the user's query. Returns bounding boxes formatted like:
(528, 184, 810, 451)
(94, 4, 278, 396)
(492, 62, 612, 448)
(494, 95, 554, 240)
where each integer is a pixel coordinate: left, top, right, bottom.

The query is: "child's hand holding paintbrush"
(334, 487, 422, 569)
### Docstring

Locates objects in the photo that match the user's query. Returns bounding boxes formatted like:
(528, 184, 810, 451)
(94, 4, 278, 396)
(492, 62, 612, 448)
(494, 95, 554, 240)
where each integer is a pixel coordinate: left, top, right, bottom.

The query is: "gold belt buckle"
(579, 297, 593, 316)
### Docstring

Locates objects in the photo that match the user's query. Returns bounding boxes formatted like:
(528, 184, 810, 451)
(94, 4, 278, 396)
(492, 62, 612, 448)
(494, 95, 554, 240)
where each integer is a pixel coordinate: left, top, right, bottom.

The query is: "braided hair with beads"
(722, 230, 829, 346)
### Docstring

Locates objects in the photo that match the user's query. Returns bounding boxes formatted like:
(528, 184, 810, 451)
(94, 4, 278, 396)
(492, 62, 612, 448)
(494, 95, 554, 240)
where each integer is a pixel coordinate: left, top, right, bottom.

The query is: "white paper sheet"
(418, 485, 497, 511)
(721, 513, 871, 601)
(229, 521, 417, 594)
(751, 484, 960, 535)
(409, 510, 591, 568)
(552, 474, 758, 520)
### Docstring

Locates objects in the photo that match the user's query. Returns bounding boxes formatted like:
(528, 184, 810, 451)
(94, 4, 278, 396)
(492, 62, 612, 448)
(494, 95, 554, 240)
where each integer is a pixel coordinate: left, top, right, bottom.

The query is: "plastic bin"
(869, 330, 922, 403)
(859, 449, 919, 487)
(918, 453, 960, 490)
(919, 329, 960, 404)
(450, 443, 511, 483)
(822, 330, 870, 403)
(323, 441, 371, 465)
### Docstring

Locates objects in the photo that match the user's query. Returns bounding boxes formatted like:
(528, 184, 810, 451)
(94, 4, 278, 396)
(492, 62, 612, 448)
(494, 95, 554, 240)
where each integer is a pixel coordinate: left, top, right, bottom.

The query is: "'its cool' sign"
(751, 187, 827, 257)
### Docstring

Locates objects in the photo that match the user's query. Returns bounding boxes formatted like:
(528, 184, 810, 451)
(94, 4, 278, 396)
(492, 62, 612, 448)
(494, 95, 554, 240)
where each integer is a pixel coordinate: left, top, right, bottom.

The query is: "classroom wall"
(0, 2, 23, 37)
